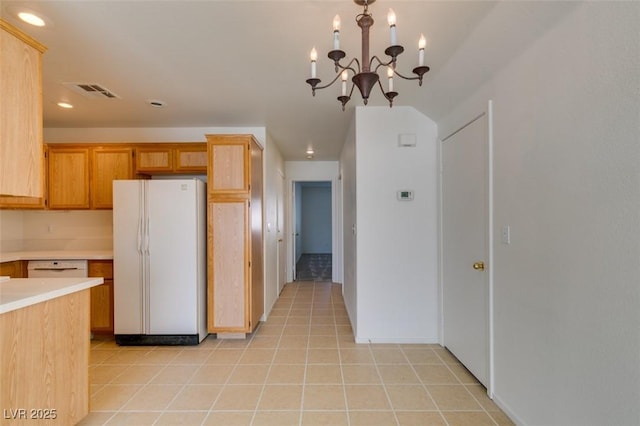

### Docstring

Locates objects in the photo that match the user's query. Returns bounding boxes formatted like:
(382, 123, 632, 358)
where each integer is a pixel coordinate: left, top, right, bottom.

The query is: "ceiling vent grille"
(63, 82, 120, 99)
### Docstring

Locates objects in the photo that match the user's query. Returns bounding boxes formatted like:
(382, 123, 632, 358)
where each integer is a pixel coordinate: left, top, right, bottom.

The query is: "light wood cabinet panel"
(176, 145, 207, 172)
(88, 260, 114, 334)
(207, 134, 263, 336)
(0, 260, 27, 278)
(91, 147, 133, 209)
(135, 143, 207, 175)
(135, 146, 173, 173)
(209, 138, 250, 194)
(0, 144, 46, 209)
(0, 289, 90, 425)
(48, 147, 90, 209)
(209, 200, 248, 331)
(0, 20, 46, 199)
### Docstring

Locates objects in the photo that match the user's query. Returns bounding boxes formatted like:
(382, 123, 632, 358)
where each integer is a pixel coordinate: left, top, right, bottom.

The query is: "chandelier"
(306, 0, 430, 111)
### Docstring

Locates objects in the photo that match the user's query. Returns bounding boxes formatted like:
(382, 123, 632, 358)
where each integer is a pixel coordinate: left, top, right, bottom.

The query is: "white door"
(292, 182, 302, 281)
(277, 172, 286, 293)
(442, 113, 489, 386)
(147, 180, 198, 334)
(113, 180, 144, 334)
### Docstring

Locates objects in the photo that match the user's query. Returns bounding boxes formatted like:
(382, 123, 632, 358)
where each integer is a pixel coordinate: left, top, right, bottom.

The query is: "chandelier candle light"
(306, 0, 430, 110)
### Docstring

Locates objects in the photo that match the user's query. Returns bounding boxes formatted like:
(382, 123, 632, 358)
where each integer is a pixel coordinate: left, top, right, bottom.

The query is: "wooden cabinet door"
(91, 147, 133, 209)
(208, 199, 249, 332)
(0, 260, 26, 278)
(88, 260, 114, 334)
(0, 144, 46, 209)
(135, 146, 173, 173)
(48, 147, 90, 209)
(175, 144, 207, 173)
(207, 136, 250, 195)
(0, 21, 46, 198)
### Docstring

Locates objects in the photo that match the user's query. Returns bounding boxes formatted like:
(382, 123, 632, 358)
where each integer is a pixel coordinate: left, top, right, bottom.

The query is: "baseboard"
(492, 392, 525, 425)
(354, 336, 440, 344)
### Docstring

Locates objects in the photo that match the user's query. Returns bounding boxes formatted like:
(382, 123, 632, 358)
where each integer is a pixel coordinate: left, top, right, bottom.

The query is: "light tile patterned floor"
(80, 282, 514, 426)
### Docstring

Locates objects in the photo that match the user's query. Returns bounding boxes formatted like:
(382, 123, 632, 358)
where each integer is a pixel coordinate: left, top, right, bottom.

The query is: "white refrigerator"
(113, 179, 207, 345)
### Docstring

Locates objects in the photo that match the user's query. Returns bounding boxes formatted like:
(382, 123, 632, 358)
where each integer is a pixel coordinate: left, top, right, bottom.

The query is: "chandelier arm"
(336, 57, 361, 75)
(312, 72, 347, 91)
(392, 68, 421, 81)
(370, 55, 394, 72)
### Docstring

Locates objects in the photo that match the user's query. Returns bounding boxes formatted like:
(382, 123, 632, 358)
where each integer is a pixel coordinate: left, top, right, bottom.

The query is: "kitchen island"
(0, 277, 103, 425)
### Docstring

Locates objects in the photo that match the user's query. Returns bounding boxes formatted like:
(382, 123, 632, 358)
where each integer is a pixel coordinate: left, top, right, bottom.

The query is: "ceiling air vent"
(63, 82, 120, 99)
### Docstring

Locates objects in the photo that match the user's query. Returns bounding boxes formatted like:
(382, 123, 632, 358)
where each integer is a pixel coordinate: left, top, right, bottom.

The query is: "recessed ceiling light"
(18, 12, 45, 27)
(57, 102, 73, 109)
(147, 100, 166, 108)
(306, 148, 314, 155)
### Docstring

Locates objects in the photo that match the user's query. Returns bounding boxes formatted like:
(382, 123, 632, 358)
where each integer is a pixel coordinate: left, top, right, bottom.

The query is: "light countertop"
(0, 277, 104, 314)
(0, 250, 113, 263)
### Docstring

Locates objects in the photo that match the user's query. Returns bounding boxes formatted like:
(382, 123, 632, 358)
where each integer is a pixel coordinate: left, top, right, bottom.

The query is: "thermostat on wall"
(397, 190, 414, 201)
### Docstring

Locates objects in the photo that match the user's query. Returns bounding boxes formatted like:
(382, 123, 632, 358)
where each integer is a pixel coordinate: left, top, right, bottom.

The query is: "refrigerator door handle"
(145, 217, 150, 254)
(137, 217, 144, 255)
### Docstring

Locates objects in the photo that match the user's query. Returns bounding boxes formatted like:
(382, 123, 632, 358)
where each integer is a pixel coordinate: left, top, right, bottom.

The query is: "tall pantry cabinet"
(206, 134, 264, 336)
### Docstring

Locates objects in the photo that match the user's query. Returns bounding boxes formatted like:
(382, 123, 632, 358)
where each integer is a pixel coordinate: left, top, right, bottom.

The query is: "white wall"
(340, 117, 357, 335)
(0, 210, 24, 252)
(285, 161, 342, 283)
(438, 3, 640, 425)
(263, 132, 285, 319)
(353, 106, 439, 343)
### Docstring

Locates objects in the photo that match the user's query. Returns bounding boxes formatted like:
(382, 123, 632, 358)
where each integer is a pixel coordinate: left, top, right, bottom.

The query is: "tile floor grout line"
(400, 345, 450, 426)
(248, 291, 291, 426)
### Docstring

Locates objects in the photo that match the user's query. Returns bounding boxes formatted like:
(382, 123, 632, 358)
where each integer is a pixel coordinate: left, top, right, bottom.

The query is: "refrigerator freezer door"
(113, 180, 145, 334)
(146, 180, 199, 334)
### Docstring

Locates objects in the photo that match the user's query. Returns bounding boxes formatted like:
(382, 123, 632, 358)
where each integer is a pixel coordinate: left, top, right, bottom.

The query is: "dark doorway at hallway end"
(295, 253, 332, 282)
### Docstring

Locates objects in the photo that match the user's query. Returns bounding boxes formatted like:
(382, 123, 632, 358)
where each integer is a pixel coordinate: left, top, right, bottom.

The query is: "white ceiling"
(1, 1, 577, 160)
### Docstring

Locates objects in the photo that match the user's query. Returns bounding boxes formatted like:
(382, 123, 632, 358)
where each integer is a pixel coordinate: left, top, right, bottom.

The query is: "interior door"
(291, 181, 302, 281)
(442, 113, 489, 386)
(277, 172, 286, 294)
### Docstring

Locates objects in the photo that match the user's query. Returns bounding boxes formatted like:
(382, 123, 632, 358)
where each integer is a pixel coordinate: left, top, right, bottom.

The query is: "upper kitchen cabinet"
(135, 146, 173, 173)
(206, 134, 264, 336)
(91, 147, 134, 209)
(0, 20, 46, 200)
(207, 136, 250, 196)
(48, 146, 91, 209)
(175, 144, 207, 173)
(48, 144, 134, 210)
(135, 143, 207, 175)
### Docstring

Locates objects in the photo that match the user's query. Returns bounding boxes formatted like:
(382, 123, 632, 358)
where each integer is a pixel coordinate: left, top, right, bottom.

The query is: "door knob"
(473, 261, 485, 271)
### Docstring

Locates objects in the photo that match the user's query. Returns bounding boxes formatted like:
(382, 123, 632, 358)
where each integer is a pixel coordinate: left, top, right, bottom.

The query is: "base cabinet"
(0, 260, 27, 278)
(207, 135, 263, 335)
(88, 260, 114, 334)
(0, 290, 90, 425)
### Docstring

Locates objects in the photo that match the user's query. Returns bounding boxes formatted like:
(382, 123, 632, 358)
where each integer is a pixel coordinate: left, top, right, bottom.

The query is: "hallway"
(295, 254, 332, 282)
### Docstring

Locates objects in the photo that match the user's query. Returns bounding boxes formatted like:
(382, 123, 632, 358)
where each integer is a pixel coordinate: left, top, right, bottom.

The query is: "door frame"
(286, 177, 341, 284)
(289, 179, 337, 282)
(438, 100, 494, 396)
